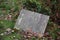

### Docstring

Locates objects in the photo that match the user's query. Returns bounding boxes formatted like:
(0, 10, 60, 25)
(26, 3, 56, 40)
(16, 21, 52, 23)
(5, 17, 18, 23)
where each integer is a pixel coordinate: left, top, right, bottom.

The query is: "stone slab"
(14, 9, 49, 34)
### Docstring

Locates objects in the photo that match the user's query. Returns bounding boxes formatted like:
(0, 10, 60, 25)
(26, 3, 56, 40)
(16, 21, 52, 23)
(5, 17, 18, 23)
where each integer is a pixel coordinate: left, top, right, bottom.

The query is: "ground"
(0, 0, 60, 40)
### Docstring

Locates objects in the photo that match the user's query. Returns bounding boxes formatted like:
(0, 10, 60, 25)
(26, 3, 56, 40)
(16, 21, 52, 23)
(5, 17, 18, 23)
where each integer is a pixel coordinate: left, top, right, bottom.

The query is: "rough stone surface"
(14, 9, 49, 35)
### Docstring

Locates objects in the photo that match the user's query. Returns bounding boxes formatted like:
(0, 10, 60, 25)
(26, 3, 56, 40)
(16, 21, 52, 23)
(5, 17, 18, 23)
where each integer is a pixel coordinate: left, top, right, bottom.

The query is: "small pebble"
(23, 35, 27, 38)
(28, 33, 32, 37)
(13, 36, 16, 37)
(33, 32, 37, 36)
(38, 33, 43, 38)
(12, 30, 14, 32)
(27, 35, 31, 38)
(26, 39, 28, 40)
(6, 28, 11, 32)
(0, 33, 4, 36)
(15, 39, 18, 40)
(5, 17, 8, 20)
(4, 32, 7, 35)
(8, 14, 12, 18)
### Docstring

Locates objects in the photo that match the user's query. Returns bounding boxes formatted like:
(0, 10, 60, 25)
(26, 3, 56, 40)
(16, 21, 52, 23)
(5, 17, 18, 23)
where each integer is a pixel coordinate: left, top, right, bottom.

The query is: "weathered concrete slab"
(14, 9, 49, 35)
